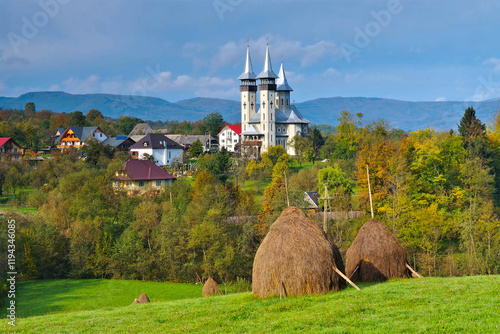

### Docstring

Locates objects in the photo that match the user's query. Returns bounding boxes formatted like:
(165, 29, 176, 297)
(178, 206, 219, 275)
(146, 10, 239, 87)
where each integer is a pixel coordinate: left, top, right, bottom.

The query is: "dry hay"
(252, 206, 346, 298)
(138, 293, 150, 303)
(131, 299, 140, 305)
(346, 218, 411, 282)
(202, 277, 222, 297)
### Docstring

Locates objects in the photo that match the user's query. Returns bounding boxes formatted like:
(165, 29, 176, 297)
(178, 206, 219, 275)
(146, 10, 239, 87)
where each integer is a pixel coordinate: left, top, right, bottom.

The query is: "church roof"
(257, 44, 278, 79)
(248, 105, 310, 125)
(237, 45, 257, 80)
(241, 125, 263, 136)
(276, 61, 293, 91)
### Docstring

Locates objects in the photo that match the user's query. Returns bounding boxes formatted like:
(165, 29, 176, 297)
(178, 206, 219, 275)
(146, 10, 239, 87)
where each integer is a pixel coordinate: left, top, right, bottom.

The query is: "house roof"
(304, 191, 320, 209)
(130, 133, 183, 150)
(166, 134, 212, 147)
(128, 123, 153, 136)
(0, 137, 23, 149)
(241, 125, 263, 136)
(103, 136, 135, 147)
(57, 127, 105, 143)
(217, 124, 242, 136)
(248, 105, 310, 125)
(117, 159, 176, 181)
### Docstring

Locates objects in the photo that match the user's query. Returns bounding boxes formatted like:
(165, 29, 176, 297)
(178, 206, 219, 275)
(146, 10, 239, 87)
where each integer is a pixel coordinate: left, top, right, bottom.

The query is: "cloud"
(435, 97, 446, 102)
(211, 35, 344, 73)
(483, 57, 500, 72)
(323, 67, 341, 77)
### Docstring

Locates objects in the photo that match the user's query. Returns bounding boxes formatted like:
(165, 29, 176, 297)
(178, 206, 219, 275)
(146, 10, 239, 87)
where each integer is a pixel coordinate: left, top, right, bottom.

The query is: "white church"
(239, 43, 311, 156)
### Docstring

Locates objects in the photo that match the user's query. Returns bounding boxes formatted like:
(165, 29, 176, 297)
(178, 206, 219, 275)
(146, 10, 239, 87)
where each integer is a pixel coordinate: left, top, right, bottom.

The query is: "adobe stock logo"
(341, 0, 405, 63)
(7, 0, 71, 54)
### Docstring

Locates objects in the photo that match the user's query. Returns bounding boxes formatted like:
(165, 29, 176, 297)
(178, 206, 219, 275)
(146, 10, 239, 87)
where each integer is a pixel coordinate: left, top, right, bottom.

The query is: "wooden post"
(333, 267, 360, 291)
(406, 263, 423, 278)
(284, 171, 290, 207)
(366, 164, 374, 218)
(324, 184, 328, 232)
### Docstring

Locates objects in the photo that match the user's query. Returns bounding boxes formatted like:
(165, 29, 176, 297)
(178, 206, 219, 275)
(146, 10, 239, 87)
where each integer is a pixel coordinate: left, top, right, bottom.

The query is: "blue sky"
(1, 0, 500, 103)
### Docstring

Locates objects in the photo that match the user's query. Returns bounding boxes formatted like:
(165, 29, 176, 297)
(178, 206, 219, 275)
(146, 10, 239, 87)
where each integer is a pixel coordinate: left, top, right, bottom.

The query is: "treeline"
(0, 102, 227, 150)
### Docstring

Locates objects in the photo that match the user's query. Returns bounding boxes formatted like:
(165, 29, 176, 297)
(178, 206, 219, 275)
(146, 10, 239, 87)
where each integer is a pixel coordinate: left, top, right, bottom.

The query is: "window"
(263, 124, 265, 131)
(222, 133, 225, 136)
(114, 181, 119, 187)
(139, 181, 145, 187)
(244, 114, 246, 121)
(277, 128, 280, 133)
(143, 142, 148, 147)
(271, 124, 273, 131)
(15, 156, 19, 161)
(270, 113, 272, 120)
(13, 148, 17, 153)
(156, 181, 162, 187)
(222, 139, 225, 143)
(281, 99, 283, 105)
(169, 151, 171, 159)
(263, 113, 265, 120)
(234, 139, 237, 143)
(271, 135, 273, 141)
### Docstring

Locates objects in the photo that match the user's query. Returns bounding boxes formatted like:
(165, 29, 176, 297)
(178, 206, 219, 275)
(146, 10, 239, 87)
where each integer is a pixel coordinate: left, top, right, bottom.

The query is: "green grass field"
(2, 276, 499, 333)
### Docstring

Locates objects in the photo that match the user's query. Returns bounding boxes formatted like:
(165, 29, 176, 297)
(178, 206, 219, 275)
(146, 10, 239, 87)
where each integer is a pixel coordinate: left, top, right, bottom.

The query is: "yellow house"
(113, 159, 176, 190)
(0, 137, 24, 162)
(56, 126, 107, 150)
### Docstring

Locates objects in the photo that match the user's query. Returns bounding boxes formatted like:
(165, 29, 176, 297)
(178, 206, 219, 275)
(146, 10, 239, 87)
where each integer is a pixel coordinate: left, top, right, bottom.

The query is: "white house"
(129, 133, 183, 166)
(217, 124, 241, 152)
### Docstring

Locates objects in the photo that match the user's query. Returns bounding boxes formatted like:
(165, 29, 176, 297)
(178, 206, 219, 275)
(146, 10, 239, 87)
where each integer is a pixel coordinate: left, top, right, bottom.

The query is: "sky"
(1, 0, 500, 103)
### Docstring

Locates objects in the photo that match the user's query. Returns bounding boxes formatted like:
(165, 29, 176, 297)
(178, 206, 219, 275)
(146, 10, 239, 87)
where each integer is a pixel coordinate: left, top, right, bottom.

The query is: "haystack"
(252, 206, 346, 298)
(202, 277, 222, 297)
(138, 293, 150, 303)
(131, 299, 140, 305)
(346, 218, 411, 282)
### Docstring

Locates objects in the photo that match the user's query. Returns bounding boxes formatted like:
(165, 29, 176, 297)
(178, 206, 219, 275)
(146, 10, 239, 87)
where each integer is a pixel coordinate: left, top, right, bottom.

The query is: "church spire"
(237, 44, 257, 80)
(257, 43, 278, 79)
(276, 61, 293, 91)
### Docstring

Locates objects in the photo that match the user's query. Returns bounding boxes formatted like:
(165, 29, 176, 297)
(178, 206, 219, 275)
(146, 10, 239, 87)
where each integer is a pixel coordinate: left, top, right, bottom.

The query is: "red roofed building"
(0, 137, 24, 162)
(217, 124, 241, 152)
(113, 159, 176, 191)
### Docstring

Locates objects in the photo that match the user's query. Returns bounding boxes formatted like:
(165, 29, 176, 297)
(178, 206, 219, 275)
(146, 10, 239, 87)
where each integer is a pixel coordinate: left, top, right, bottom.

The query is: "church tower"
(238, 44, 257, 134)
(256, 43, 278, 150)
(276, 61, 293, 112)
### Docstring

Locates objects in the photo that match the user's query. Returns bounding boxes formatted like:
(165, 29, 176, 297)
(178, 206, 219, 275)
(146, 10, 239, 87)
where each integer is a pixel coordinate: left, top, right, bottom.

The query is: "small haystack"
(131, 299, 140, 305)
(202, 277, 222, 297)
(346, 218, 411, 282)
(252, 206, 346, 298)
(138, 293, 150, 303)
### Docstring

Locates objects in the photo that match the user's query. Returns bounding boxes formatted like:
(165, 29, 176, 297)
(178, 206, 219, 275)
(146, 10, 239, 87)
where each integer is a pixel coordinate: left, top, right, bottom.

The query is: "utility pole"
(319, 182, 335, 233)
(366, 164, 374, 218)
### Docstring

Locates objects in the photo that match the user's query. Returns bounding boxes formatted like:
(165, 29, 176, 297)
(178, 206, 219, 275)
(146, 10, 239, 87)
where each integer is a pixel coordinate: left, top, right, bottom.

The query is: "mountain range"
(1, 91, 500, 130)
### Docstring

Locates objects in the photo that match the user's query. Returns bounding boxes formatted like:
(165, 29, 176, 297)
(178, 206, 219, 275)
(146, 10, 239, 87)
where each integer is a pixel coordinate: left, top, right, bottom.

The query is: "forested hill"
(1, 91, 500, 130)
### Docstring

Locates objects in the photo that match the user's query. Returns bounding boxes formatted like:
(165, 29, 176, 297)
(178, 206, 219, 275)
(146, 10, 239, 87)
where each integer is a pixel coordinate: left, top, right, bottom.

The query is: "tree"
(86, 109, 104, 125)
(79, 138, 115, 167)
(201, 112, 225, 138)
(289, 135, 311, 166)
(310, 126, 325, 163)
(50, 113, 70, 130)
(458, 107, 486, 144)
(68, 111, 87, 127)
(317, 164, 354, 210)
(24, 102, 36, 118)
(114, 116, 143, 135)
(189, 139, 204, 157)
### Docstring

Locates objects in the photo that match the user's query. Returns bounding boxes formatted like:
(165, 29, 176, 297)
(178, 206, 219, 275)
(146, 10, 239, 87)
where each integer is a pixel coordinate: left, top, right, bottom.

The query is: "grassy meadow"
(1, 275, 499, 333)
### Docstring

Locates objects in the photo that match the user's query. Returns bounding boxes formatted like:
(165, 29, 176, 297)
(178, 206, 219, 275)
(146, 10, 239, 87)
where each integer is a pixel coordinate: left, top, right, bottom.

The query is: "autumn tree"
(68, 111, 87, 127)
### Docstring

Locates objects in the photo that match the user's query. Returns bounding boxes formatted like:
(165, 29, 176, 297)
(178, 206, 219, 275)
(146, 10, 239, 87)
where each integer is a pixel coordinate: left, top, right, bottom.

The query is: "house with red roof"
(0, 138, 24, 162)
(113, 159, 176, 191)
(217, 124, 241, 153)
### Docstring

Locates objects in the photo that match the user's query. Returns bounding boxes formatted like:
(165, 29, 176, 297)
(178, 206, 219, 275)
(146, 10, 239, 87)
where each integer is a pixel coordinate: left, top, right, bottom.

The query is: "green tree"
(79, 138, 115, 167)
(24, 102, 36, 118)
(189, 139, 204, 157)
(201, 112, 226, 138)
(317, 164, 354, 209)
(86, 109, 104, 125)
(458, 107, 485, 142)
(68, 111, 87, 127)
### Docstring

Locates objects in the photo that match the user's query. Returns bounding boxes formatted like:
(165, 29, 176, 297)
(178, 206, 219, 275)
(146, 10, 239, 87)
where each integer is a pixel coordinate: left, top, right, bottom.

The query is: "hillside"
(2, 276, 499, 333)
(1, 91, 500, 130)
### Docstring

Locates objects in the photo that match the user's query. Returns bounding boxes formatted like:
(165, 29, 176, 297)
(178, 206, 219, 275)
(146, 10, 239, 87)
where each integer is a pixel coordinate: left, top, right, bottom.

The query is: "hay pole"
(406, 263, 423, 278)
(333, 267, 360, 291)
(366, 164, 374, 218)
(348, 264, 360, 280)
(284, 171, 290, 207)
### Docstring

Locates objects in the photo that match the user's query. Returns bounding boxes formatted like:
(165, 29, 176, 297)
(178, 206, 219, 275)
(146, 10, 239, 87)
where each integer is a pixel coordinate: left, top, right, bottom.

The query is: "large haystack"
(202, 277, 222, 297)
(138, 293, 150, 303)
(252, 206, 346, 298)
(346, 218, 411, 282)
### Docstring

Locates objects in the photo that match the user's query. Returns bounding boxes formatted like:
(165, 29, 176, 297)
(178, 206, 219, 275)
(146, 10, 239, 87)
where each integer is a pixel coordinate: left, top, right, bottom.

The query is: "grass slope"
(0, 279, 202, 319)
(2, 276, 499, 333)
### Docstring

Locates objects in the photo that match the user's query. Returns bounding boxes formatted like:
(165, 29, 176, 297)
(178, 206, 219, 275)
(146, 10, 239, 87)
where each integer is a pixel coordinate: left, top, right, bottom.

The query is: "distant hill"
(1, 91, 500, 130)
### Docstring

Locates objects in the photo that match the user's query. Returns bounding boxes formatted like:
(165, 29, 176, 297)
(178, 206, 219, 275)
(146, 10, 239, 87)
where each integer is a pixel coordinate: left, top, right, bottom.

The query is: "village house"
(103, 136, 136, 151)
(0, 137, 24, 162)
(166, 134, 217, 153)
(129, 133, 183, 166)
(113, 159, 176, 190)
(56, 126, 108, 150)
(217, 124, 241, 153)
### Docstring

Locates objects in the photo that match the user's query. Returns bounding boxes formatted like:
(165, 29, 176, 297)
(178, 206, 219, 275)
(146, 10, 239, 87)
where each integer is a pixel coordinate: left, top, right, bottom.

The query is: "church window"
(281, 98, 283, 105)
(287, 99, 289, 105)
(263, 124, 265, 131)
(262, 101, 266, 109)
(263, 113, 265, 120)
(243, 102, 247, 109)
(251, 102, 254, 109)
(271, 124, 273, 131)
(271, 113, 273, 120)
(244, 114, 246, 121)
(271, 135, 273, 141)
